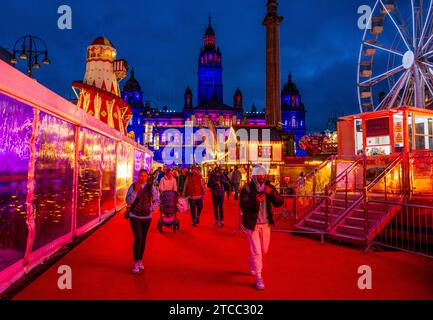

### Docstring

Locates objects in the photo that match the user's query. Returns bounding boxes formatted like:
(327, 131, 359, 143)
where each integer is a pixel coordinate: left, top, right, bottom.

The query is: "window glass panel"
(366, 136, 390, 146)
(33, 112, 75, 251)
(101, 137, 116, 215)
(116, 144, 134, 210)
(0, 94, 32, 271)
(77, 128, 101, 228)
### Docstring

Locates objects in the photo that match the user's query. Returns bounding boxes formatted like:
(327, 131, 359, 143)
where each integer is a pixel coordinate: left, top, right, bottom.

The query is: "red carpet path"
(15, 192, 433, 300)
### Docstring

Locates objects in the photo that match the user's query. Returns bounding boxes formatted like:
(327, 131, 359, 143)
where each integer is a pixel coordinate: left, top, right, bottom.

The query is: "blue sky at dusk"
(0, 0, 369, 132)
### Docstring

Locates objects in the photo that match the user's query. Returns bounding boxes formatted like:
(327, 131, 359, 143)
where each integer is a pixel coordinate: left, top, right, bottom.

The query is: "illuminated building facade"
(281, 73, 307, 156)
(122, 14, 306, 165)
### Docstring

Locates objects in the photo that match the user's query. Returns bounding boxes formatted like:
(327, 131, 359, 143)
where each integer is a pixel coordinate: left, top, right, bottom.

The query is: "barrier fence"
(371, 200, 433, 257)
(270, 193, 433, 258)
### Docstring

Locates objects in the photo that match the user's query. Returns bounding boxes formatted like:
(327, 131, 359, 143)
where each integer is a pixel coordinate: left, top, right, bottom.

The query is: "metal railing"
(364, 154, 404, 241)
(324, 158, 364, 212)
(272, 194, 329, 234)
(274, 153, 433, 258)
(291, 155, 337, 196)
(409, 151, 433, 197)
(371, 200, 433, 258)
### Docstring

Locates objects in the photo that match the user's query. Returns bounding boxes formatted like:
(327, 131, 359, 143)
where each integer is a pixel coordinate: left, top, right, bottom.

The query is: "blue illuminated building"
(197, 14, 223, 106)
(122, 68, 146, 144)
(121, 15, 308, 164)
(281, 73, 307, 156)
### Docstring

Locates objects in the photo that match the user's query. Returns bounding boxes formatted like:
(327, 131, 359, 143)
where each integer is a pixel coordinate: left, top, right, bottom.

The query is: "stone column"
(263, 0, 283, 127)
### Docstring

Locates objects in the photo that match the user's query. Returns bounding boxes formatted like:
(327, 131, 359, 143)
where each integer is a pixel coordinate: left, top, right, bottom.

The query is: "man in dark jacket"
(239, 165, 283, 290)
(177, 167, 188, 195)
(231, 166, 242, 200)
(207, 167, 230, 227)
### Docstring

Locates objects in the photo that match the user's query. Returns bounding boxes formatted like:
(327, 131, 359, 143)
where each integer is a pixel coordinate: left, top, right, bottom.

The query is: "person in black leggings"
(207, 167, 229, 227)
(125, 169, 160, 274)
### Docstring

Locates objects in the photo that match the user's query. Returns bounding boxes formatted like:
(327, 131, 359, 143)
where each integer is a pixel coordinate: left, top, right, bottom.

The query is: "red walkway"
(15, 192, 433, 300)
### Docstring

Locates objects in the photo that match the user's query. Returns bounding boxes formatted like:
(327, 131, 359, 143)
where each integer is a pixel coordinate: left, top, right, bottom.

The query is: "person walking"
(183, 165, 206, 226)
(231, 166, 242, 200)
(159, 168, 178, 193)
(125, 169, 160, 274)
(239, 165, 284, 290)
(156, 167, 165, 185)
(177, 167, 189, 196)
(207, 167, 230, 227)
(223, 169, 232, 201)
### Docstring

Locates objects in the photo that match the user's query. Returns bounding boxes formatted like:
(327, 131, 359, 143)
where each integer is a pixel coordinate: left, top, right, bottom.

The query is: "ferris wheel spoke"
(359, 65, 404, 86)
(419, 60, 433, 69)
(363, 41, 404, 56)
(419, 0, 433, 48)
(377, 70, 410, 110)
(422, 33, 433, 52)
(417, 65, 433, 98)
(380, 0, 412, 51)
(398, 70, 412, 106)
(412, 0, 417, 49)
(422, 47, 433, 58)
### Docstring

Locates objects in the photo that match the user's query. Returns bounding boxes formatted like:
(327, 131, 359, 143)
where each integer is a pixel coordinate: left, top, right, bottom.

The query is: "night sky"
(0, 0, 369, 132)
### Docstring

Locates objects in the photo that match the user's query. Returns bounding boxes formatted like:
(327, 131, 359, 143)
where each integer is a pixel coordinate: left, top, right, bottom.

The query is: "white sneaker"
(132, 262, 140, 274)
(256, 277, 265, 290)
(138, 261, 144, 270)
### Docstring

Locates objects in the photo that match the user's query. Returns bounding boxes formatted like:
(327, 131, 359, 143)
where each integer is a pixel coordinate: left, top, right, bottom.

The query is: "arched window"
(291, 116, 297, 128)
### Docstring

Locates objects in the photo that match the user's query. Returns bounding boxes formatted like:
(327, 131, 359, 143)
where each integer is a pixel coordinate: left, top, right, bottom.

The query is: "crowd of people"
(124, 164, 284, 291)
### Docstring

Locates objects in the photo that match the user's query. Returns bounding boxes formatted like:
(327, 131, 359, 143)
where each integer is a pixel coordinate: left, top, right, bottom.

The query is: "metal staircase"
(294, 154, 405, 246)
(329, 154, 404, 245)
(294, 158, 364, 234)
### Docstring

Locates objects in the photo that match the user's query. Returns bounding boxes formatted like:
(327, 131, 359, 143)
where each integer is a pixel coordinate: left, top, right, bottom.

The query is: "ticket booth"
(338, 107, 433, 159)
(338, 107, 433, 196)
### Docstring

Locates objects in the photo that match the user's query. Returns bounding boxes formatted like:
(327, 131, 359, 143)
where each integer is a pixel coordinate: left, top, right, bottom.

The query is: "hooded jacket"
(239, 178, 284, 231)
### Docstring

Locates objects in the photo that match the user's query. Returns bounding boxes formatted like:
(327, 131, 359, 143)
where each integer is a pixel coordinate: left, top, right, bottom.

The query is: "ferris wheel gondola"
(358, 0, 433, 113)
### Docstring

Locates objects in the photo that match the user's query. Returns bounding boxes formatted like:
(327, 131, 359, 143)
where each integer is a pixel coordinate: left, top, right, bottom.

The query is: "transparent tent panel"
(32, 112, 75, 252)
(0, 94, 32, 271)
(101, 136, 117, 215)
(77, 128, 102, 228)
(115, 143, 134, 210)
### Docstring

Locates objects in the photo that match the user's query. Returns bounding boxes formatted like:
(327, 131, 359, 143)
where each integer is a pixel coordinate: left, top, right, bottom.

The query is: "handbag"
(125, 185, 144, 219)
(177, 197, 190, 213)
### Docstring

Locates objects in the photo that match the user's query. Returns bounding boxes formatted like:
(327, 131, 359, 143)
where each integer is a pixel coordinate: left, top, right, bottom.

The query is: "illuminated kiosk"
(0, 58, 152, 294)
(293, 106, 433, 248)
(338, 106, 433, 196)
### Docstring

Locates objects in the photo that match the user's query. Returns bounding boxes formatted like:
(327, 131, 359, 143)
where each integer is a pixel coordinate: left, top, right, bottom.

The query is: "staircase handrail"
(365, 153, 403, 193)
(329, 195, 365, 230)
(363, 153, 404, 241)
(292, 155, 336, 190)
(325, 158, 363, 195)
(328, 154, 403, 231)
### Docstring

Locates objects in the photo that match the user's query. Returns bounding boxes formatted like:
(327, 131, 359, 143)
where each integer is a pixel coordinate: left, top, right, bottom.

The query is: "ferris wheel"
(358, 0, 433, 113)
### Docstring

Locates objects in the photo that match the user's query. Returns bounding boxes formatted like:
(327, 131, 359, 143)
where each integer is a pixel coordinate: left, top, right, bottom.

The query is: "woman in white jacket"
(159, 168, 178, 193)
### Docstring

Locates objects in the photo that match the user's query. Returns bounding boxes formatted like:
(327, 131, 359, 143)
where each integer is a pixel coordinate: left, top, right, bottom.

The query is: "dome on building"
(123, 69, 141, 92)
(91, 36, 115, 48)
(282, 73, 299, 96)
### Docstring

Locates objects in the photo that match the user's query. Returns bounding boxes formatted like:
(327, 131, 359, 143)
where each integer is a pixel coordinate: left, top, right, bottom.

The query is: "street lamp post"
(10, 35, 50, 78)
